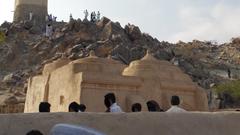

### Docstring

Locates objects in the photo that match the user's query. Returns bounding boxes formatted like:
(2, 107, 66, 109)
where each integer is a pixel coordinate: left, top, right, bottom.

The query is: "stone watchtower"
(14, 0, 48, 24)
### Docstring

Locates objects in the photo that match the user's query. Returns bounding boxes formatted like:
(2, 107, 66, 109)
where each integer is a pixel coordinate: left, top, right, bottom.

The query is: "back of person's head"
(147, 100, 163, 112)
(26, 130, 43, 135)
(39, 102, 51, 112)
(171, 96, 180, 106)
(68, 102, 79, 112)
(79, 104, 86, 112)
(131, 103, 142, 112)
(104, 93, 116, 104)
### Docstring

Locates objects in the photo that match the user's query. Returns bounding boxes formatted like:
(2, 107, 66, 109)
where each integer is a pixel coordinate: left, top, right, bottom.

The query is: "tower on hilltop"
(13, 0, 48, 25)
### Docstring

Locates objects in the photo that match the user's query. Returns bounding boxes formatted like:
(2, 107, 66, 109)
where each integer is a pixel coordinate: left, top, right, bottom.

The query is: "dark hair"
(147, 100, 163, 112)
(26, 130, 43, 135)
(104, 93, 116, 104)
(68, 102, 79, 112)
(79, 104, 86, 112)
(131, 103, 142, 112)
(39, 102, 51, 112)
(104, 97, 111, 109)
(171, 96, 180, 106)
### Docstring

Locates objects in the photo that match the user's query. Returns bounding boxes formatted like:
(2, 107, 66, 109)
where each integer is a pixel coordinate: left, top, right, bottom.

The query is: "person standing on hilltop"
(90, 12, 96, 22)
(93, 11, 96, 22)
(90, 12, 93, 22)
(49, 14, 53, 21)
(84, 9, 89, 20)
(69, 13, 73, 22)
(97, 11, 101, 21)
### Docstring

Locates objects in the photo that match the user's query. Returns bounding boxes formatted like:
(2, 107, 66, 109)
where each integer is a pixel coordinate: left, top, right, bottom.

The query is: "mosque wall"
(24, 75, 50, 112)
(24, 52, 209, 113)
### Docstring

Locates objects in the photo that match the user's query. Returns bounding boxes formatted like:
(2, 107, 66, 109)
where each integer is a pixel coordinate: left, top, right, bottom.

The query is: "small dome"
(123, 51, 191, 82)
(70, 51, 126, 75)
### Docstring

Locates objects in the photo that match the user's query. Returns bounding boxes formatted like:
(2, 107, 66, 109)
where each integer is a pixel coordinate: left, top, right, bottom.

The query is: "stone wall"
(0, 104, 24, 113)
(14, 0, 48, 25)
(15, 0, 48, 7)
(0, 112, 239, 135)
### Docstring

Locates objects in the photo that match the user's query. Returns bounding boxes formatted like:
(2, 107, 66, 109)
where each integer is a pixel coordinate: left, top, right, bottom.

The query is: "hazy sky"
(0, 0, 240, 43)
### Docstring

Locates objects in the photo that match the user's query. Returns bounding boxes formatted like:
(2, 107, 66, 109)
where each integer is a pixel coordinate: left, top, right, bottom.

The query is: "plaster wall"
(24, 75, 50, 112)
(48, 65, 82, 112)
(0, 112, 240, 135)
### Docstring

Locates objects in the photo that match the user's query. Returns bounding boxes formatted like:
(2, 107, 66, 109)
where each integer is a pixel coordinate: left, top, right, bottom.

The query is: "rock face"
(1, 16, 240, 109)
(25, 51, 208, 112)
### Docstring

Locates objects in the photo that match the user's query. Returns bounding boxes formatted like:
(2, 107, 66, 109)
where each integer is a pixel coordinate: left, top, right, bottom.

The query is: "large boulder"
(0, 21, 11, 29)
(125, 24, 142, 41)
(23, 21, 33, 30)
(4, 96, 19, 105)
(96, 17, 111, 29)
(99, 21, 125, 41)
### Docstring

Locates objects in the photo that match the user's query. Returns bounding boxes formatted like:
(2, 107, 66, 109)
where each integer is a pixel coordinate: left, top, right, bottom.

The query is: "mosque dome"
(123, 50, 192, 82)
(70, 51, 126, 75)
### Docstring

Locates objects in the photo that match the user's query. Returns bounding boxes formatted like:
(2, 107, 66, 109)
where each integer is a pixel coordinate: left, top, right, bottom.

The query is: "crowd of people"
(46, 14, 57, 22)
(26, 94, 186, 135)
(38, 93, 186, 113)
(83, 10, 101, 22)
(45, 10, 101, 39)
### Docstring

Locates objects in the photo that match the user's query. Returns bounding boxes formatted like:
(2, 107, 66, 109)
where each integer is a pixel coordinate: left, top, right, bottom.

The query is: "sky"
(0, 0, 240, 43)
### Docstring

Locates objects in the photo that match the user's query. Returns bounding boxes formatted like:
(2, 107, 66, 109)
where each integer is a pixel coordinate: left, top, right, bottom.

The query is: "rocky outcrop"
(1, 16, 240, 108)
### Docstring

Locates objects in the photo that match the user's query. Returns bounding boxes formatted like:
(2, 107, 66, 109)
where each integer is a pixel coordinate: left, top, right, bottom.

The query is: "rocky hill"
(0, 17, 240, 108)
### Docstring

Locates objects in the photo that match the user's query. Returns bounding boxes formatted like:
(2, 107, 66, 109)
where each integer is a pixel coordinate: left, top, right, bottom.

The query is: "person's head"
(147, 100, 163, 112)
(104, 93, 116, 108)
(68, 102, 79, 112)
(26, 130, 43, 135)
(79, 104, 86, 112)
(171, 96, 180, 106)
(131, 103, 142, 112)
(39, 102, 51, 112)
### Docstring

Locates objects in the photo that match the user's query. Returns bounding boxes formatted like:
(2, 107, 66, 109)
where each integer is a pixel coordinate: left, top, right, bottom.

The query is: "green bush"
(214, 80, 240, 99)
(0, 31, 5, 44)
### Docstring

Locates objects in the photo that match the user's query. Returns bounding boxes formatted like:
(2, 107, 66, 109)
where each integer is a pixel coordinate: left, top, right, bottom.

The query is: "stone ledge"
(0, 112, 240, 135)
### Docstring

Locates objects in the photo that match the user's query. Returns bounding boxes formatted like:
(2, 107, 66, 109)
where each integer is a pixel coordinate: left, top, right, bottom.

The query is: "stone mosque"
(25, 51, 208, 112)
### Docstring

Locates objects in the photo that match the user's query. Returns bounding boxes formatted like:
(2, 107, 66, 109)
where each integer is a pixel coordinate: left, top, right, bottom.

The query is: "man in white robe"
(166, 96, 187, 113)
